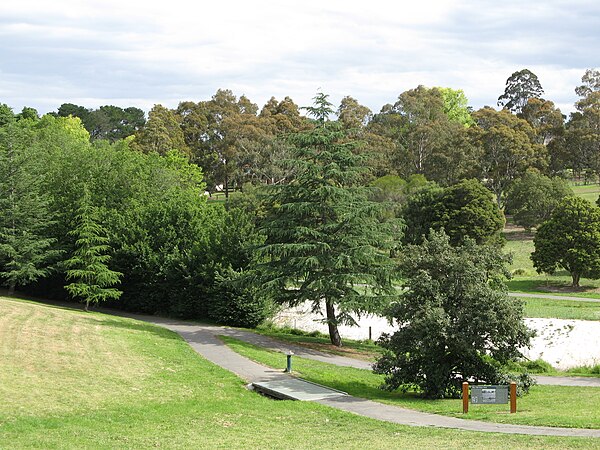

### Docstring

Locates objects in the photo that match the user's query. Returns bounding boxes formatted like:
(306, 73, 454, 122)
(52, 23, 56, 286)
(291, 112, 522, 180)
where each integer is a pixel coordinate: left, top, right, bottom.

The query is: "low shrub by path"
(3, 296, 595, 449)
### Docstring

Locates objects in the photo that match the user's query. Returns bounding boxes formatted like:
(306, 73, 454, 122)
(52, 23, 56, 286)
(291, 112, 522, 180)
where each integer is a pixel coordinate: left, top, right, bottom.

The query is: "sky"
(0, 1, 598, 117)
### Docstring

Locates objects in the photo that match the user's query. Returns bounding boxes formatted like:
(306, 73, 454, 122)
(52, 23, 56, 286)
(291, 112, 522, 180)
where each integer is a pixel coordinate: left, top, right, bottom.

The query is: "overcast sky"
(1, 1, 598, 117)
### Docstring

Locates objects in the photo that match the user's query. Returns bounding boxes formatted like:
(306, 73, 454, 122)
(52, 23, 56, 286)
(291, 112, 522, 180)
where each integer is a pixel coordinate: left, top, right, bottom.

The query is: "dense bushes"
(208, 268, 274, 328)
(0, 115, 272, 327)
(374, 231, 533, 399)
(402, 179, 505, 246)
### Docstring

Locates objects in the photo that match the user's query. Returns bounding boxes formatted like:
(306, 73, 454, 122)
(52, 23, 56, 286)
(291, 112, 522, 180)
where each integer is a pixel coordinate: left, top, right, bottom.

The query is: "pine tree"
(253, 93, 400, 346)
(0, 122, 59, 294)
(64, 190, 122, 310)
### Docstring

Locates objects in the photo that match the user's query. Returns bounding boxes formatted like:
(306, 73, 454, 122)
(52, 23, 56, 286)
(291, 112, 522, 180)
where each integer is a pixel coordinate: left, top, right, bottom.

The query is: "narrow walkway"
(198, 326, 600, 388)
(124, 312, 600, 438)
(509, 292, 600, 303)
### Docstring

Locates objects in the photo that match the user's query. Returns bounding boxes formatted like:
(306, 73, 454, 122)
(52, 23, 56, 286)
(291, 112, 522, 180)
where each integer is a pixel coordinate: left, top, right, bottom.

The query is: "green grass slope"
(0, 296, 597, 449)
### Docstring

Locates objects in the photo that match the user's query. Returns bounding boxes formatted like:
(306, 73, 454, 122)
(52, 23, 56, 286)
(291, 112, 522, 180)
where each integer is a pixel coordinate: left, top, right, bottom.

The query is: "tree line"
(0, 68, 598, 398)
(2, 68, 596, 203)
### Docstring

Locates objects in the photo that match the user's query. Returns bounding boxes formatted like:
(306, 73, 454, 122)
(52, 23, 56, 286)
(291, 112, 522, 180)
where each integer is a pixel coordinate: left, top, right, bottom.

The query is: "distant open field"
(504, 216, 600, 299)
(572, 182, 600, 204)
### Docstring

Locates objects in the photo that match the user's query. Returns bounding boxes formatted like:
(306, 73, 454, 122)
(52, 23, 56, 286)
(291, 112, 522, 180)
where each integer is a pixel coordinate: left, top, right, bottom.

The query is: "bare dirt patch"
(278, 340, 379, 361)
(538, 284, 600, 294)
(503, 222, 535, 241)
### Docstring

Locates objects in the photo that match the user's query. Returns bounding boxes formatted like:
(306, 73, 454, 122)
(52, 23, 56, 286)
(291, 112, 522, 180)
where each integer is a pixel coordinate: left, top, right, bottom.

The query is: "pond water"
(273, 304, 600, 370)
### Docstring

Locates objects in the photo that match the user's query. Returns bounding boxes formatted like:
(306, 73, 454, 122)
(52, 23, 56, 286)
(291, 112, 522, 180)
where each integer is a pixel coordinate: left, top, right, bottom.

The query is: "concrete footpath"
(122, 312, 600, 438)
(193, 326, 600, 388)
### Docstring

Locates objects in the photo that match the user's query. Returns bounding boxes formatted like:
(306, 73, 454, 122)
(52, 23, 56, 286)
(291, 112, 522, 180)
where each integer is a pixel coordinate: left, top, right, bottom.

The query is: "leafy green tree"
(64, 190, 122, 311)
(519, 98, 564, 146)
(90, 105, 146, 141)
(374, 230, 533, 399)
(259, 96, 309, 134)
(370, 86, 478, 184)
(16, 107, 39, 121)
(437, 87, 474, 126)
(564, 69, 600, 181)
(55, 103, 146, 141)
(370, 175, 407, 203)
(439, 179, 505, 245)
(470, 107, 545, 205)
(389, 86, 450, 176)
(335, 98, 395, 179)
(0, 121, 60, 295)
(505, 170, 572, 229)
(56, 103, 90, 122)
(0, 104, 15, 127)
(253, 93, 399, 346)
(575, 68, 600, 99)
(497, 69, 544, 114)
(177, 90, 269, 195)
(133, 104, 189, 156)
(532, 196, 600, 287)
(402, 179, 504, 246)
(337, 96, 372, 129)
(401, 183, 444, 244)
(217, 97, 304, 187)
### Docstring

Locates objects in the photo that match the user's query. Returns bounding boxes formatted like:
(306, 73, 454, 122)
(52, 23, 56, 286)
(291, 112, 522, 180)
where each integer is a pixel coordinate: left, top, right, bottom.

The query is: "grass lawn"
(254, 325, 383, 361)
(523, 297, 600, 320)
(222, 336, 600, 430)
(508, 276, 600, 298)
(572, 182, 600, 204)
(504, 235, 536, 276)
(3, 297, 596, 449)
(503, 228, 600, 299)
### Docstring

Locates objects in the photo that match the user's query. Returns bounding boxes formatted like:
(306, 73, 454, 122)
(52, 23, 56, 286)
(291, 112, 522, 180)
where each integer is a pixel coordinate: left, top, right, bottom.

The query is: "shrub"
(495, 371, 537, 397)
(522, 358, 554, 373)
(374, 231, 532, 399)
(566, 364, 600, 375)
(208, 268, 274, 328)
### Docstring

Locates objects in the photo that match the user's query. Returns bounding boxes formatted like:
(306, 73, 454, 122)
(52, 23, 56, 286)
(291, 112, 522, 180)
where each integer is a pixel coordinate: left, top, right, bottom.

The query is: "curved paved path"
(121, 312, 600, 438)
(194, 327, 600, 388)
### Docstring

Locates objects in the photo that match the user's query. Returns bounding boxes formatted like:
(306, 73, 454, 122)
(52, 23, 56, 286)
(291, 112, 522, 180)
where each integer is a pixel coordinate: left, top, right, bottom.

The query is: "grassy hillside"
(0, 296, 596, 449)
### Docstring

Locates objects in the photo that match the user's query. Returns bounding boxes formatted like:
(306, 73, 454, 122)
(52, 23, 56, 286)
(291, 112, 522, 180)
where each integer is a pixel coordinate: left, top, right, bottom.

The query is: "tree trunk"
(85, 299, 90, 312)
(7, 282, 15, 296)
(224, 159, 229, 200)
(325, 300, 342, 347)
(572, 272, 581, 287)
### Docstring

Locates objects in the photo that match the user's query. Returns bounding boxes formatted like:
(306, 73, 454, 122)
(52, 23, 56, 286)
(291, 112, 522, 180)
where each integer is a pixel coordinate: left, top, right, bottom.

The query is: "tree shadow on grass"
(91, 317, 182, 340)
(507, 277, 600, 293)
(0, 291, 88, 313)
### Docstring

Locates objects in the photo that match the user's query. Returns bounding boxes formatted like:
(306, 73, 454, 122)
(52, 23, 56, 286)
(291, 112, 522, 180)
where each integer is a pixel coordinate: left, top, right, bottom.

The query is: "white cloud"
(0, 1, 597, 114)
